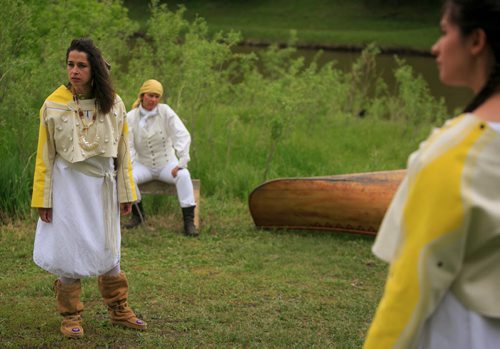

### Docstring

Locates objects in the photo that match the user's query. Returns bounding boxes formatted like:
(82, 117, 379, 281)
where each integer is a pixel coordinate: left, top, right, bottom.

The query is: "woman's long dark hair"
(444, 0, 500, 112)
(66, 38, 115, 114)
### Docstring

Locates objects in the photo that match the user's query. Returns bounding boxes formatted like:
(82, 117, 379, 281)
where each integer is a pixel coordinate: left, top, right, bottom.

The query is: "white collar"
(139, 104, 158, 118)
(138, 105, 158, 129)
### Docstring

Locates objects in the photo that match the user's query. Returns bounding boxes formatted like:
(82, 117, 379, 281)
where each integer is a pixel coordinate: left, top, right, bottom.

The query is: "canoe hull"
(248, 170, 406, 236)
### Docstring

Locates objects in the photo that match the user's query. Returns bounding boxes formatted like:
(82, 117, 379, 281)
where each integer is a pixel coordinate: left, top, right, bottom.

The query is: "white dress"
(416, 292, 500, 349)
(33, 155, 121, 278)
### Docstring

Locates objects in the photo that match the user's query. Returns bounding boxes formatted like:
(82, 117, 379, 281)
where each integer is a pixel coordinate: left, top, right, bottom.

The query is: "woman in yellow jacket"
(364, 1, 500, 348)
(31, 38, 146, 338)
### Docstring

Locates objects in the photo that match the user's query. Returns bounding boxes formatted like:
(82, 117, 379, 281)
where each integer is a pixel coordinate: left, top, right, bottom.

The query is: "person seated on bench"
(125, 79, 198, 236)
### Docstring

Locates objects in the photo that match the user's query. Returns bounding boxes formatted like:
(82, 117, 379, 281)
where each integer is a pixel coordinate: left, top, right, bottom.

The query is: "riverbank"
(240, 40, 433, 57)
(123, 0, 441, 52)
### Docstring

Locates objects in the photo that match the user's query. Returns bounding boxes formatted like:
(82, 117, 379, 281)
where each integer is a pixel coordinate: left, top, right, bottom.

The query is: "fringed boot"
(97, 272, 147, 330)
(54, 279, 84, 338)
(182, 206, 198, 236)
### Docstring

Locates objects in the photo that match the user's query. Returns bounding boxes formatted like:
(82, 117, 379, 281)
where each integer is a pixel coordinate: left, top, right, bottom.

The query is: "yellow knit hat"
(132, 79, 164, 109)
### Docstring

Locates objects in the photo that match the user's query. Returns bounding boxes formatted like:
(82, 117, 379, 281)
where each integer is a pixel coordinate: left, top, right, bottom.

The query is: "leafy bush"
(0, 0, 446, 220)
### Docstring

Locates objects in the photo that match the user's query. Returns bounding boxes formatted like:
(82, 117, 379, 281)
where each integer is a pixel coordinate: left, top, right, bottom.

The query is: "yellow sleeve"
(31, 105, 56, 208)
(116, 106, 137, 203)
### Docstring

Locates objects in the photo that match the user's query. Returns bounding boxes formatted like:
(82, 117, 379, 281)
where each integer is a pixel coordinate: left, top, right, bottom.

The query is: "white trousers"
(133, 159, 196, 208)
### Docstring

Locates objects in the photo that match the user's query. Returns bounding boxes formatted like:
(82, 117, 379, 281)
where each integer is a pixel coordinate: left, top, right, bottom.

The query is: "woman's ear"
(470, 28, 488, 56)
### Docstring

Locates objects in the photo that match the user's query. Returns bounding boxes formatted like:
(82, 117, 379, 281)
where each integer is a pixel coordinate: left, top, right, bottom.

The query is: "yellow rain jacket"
(364, 114, 500, 349)
(31, 85, 137, 208)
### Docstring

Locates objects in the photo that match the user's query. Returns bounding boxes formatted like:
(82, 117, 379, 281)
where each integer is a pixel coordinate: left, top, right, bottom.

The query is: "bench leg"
(193, 187, 200, 229)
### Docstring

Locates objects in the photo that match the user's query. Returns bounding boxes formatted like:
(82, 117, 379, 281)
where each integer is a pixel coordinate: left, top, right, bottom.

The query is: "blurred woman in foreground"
(364, 0, 500, 348)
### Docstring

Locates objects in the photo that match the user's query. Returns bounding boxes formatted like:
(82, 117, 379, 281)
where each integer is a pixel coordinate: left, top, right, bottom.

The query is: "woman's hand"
(121, 203, 132, 216)
(171, 165, 181, 178)
(38, 208, 53, 223)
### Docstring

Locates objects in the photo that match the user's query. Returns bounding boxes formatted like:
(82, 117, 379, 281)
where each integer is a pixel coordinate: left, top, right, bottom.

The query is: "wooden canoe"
(248, 169, 406, 236)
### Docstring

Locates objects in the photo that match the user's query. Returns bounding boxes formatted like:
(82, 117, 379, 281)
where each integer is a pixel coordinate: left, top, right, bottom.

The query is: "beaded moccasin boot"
(97, 272, 147, 330)
(54, 279, 84, 338)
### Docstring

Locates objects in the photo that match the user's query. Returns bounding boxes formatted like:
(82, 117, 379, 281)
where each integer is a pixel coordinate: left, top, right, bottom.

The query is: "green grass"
(0, 197, 387, 348)
(124, 0, 441, 50)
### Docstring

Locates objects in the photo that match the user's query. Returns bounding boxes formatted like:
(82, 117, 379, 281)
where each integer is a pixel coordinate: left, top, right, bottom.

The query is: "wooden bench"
(138, 179, 200, 229)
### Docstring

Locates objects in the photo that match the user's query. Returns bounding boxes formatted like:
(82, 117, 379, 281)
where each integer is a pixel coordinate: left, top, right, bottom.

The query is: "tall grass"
(0, 0, 447, 221)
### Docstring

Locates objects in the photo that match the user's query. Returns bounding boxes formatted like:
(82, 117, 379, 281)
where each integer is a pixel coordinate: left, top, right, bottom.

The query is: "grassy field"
(124, 0, 441, 50)
(0, 198, 387, 348)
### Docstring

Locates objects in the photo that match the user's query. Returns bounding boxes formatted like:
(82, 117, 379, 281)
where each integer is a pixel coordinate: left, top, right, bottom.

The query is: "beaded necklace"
(73, 93, 100, 151)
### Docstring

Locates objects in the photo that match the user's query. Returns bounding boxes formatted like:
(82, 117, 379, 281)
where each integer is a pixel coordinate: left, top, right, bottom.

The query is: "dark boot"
(125, 202, 145, 229)
(182, 206, 198, 236)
